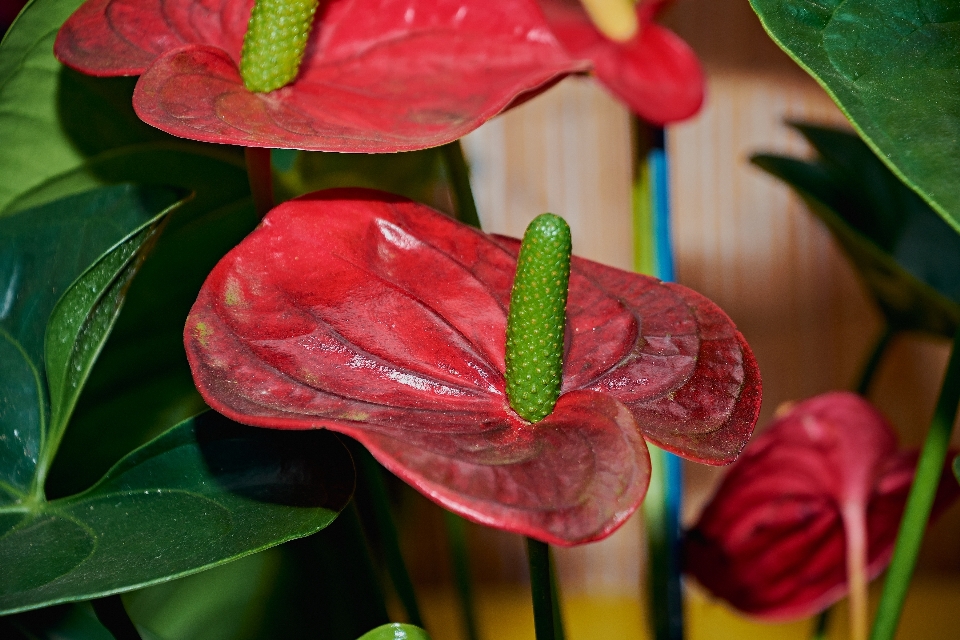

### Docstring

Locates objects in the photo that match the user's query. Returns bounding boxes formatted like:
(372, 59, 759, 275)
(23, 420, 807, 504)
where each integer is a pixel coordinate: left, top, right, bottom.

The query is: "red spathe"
(184, 189, 760, 545)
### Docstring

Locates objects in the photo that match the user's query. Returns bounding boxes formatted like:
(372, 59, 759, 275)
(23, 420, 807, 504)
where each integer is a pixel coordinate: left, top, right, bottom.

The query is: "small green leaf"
(751, 123, 960, 337)
(357, 623, 432, 640)
(505, 213, 572, 423)
(748, 0, 960, 233)
(0, 412, 354, 614)
(0, 185, 180, 505)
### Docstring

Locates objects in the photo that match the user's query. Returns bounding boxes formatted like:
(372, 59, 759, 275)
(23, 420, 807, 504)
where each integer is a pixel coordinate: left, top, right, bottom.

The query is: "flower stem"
(356, 449, 424, 628)
(549, 550, 567, 640)
(441, 141, 481, 229)
(527, 538, 556, 640)
(855, 325, 895, 397)
(842, 503, 868, 640)
(869, 327, 960, 640)
(444, 511, 481, 640)
(91, 595, 141, 640)
(811, 609, 830, 640)
(245, 147, 274, 218)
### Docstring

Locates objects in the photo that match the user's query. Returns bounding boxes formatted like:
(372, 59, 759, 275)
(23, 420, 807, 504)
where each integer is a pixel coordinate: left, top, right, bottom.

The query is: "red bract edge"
(539, 0, 704, 124)
(183, 188, 761, 545)
(54, 0, 588, 152)
(685, 391, 960, 619)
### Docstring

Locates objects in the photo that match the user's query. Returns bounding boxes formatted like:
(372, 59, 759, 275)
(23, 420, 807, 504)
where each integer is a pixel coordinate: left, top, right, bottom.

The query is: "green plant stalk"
(245, 147, 274, 217)
(444, 511, 481, 640)
(441, 141, 482, 229)
(811, 609, 830, 640)
(549, 549, 566, 640)
(527, 538, 555, 640)
(356, 450, 424, 629)
(870, 327, 960, 640)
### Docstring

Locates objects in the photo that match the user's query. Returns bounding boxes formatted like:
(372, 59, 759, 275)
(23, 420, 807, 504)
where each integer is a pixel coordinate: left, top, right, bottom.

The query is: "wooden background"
(420, 0, 960, 598)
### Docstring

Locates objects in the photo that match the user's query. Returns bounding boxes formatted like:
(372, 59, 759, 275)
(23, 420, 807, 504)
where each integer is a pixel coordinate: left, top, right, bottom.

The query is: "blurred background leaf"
(752, 122, 960, 337)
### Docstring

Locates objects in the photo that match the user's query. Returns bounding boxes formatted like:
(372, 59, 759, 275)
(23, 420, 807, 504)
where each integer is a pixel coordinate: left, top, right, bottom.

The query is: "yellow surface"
(417, 575, 960, 640)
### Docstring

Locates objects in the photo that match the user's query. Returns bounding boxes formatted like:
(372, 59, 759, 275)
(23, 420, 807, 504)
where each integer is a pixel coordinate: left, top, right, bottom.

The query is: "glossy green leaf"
(748, 0, 960, 233)
(35, 146, 259, 497)
(0, 184, 178, 506)
(357, 623, 431, 640)
(0, 412, 354, 614)
(752, 123, 960, 337)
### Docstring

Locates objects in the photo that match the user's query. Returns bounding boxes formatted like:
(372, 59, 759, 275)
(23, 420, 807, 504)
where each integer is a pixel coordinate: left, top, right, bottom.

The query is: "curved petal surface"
(185, 188, 760, 543)
(540, 0, 704, 124)
(685, 392, 959, 619)
(55, 0, 584, 151)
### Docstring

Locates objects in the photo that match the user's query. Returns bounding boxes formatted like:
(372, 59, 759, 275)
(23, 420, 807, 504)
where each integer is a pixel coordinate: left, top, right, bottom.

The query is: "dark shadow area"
(195, 411, 356, 510)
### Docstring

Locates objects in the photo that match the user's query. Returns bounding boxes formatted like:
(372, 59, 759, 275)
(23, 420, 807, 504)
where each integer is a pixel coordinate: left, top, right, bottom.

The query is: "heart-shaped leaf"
(0, 186, 352, 614)
(748, 0, 960, 233)
(55, 0, 585, 151)
(752, 123, 960, 337)
(185, 188, 761, 545)
(539, 0, 703, 124)
(685, 392, 959, 620)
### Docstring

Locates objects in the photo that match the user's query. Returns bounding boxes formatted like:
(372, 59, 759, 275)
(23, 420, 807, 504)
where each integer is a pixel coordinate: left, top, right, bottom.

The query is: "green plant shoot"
(240, 0, 320, 93)
(505, 213, 572, 423)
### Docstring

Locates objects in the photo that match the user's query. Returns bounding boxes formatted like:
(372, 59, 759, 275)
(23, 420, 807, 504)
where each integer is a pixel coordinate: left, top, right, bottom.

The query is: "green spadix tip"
(505, 214, 572, 423)
(240, 0, 320, 93)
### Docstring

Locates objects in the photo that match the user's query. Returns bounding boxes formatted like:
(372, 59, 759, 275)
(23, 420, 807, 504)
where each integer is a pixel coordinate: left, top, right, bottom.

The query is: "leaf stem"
(356, 449, 424, 628)
(527, 538, 555, 640)
(440, 141, 481, 229)
(245, 147, 274, 217)
(869, 327, 960, 640)
(444, 511, 481, 640)
(91, 595, 142, 640)
(855, 325, 895, 397)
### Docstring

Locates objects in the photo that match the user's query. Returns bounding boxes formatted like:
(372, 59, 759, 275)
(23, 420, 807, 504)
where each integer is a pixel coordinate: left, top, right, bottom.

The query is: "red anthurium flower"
(685, 392, 959, 620)
(54, 0, 587, 151)
(183, 188, 761, 545)
(540, 0, 704, 124)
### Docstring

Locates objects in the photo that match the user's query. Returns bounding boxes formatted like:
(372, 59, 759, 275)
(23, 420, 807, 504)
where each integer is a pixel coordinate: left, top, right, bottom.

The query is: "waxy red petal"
(685, 392, 959, 619)
(184, 188, 759, 543)
(539, 0, 704, 124)
(55, 0, 585, 151)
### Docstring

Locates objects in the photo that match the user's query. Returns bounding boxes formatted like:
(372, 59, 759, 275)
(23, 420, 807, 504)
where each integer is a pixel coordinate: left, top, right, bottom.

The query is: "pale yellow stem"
(580, 0, 638, 42)
(842, 504, 869, 640)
